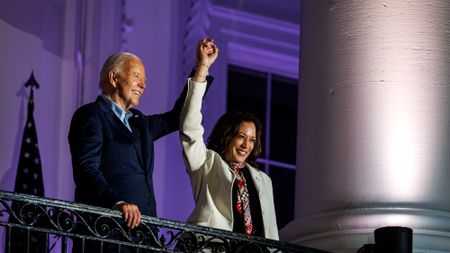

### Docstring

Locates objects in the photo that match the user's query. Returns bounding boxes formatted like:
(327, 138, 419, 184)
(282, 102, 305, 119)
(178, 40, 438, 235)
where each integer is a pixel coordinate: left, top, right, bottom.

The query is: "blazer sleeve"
(179, 78, 209, 173)
(147, 69, 214, 141)
(68, 107, 120, 208)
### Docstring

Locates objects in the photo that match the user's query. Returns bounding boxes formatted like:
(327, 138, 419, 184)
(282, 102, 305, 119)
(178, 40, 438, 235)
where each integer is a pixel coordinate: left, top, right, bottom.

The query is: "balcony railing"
(0, 191, 330, 253)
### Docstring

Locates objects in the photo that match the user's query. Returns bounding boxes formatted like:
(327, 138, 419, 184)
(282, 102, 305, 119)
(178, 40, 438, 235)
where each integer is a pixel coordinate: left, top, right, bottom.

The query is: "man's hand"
(113, 202, 142, 229)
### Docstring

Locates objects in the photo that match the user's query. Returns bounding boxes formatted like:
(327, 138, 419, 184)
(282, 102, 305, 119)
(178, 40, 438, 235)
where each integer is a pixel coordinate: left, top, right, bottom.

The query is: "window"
(227, 65, 298, 229)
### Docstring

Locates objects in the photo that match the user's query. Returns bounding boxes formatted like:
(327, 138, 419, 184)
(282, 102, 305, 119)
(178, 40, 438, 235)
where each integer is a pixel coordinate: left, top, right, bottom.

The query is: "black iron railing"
(0, 191, 330, 253)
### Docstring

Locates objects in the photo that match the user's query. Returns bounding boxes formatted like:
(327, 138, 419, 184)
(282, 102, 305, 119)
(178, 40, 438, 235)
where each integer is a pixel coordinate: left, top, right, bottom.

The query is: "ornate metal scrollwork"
(0, 191, 330, 253)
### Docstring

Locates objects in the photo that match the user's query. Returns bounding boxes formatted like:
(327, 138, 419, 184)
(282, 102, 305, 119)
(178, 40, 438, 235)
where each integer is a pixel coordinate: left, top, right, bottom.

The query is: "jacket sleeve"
(179, 78, 209, 174)
(68, 107, 120, 208)
(148, 69, 214, 141)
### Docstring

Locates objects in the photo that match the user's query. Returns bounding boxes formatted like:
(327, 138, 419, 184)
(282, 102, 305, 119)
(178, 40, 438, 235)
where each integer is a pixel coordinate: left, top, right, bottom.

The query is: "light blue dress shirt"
(102, 95, 133, 132)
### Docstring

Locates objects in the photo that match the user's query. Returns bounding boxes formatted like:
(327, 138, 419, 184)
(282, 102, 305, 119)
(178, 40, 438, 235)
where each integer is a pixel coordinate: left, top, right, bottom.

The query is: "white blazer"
(179, 78, 279, 240)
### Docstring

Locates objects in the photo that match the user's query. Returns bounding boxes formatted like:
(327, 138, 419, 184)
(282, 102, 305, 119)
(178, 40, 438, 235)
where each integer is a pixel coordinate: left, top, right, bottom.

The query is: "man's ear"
(108, 71, 118, 87)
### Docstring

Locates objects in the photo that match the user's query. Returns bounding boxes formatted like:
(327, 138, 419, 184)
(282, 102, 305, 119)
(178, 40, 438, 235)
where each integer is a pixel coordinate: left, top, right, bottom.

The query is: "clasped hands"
(197, 37, 219, 69)
(194, 37, 219, 82)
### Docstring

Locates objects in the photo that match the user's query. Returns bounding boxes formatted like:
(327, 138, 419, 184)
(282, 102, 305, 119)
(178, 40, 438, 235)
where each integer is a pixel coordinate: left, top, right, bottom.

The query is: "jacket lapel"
(246, 164, 263, 194)
(247, 165, 272, 237)
(96, 96, 135, 142)
(96, 96, 150, 170)
(96, 96, 145, 170)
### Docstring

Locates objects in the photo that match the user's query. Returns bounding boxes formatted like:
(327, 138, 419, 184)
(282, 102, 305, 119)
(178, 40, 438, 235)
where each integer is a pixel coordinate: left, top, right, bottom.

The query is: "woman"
(179, 40, 278, 240)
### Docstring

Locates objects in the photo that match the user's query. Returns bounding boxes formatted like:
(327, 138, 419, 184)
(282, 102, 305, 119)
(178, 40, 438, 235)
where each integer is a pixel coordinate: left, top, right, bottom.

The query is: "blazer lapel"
(97, 97, 135, 142)
(247, 165, 272, 237)
(247, 165, 263, 195)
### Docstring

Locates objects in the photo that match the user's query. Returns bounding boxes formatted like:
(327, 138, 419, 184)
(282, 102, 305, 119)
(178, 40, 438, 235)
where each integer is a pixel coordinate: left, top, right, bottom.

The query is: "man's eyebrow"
(133, 71, 147, 81)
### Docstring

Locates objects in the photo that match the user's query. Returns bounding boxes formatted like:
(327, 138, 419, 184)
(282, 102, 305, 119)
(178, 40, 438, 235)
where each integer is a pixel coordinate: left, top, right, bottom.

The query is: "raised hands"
(197, 37, 219, 67)
(193, 38, 219, 83)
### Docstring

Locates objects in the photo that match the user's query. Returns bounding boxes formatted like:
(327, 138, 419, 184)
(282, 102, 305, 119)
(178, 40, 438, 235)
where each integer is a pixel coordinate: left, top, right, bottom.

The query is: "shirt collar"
(102, 94, 133, 122)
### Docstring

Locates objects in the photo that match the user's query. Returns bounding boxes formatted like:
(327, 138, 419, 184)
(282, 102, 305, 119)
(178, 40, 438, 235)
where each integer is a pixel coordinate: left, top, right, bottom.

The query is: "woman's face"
(225, 121, 256, 163)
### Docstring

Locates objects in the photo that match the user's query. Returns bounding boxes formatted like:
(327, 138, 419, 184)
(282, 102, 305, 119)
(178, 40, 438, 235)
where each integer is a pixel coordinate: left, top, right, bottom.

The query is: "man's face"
(113, 58, 147, 110)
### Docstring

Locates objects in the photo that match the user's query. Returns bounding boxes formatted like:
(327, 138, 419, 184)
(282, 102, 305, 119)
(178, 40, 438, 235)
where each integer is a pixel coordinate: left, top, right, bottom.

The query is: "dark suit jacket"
(68, 74, 213, 216)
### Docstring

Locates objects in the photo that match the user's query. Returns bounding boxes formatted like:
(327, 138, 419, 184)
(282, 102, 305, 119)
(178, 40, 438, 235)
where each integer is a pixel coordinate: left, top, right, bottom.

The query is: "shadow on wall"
(0, 0, 65, 57)
(0, 85, 27, 192)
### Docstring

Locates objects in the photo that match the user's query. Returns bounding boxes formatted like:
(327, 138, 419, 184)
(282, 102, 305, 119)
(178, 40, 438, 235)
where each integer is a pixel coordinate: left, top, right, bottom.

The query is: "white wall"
(0, 0, 74, 201)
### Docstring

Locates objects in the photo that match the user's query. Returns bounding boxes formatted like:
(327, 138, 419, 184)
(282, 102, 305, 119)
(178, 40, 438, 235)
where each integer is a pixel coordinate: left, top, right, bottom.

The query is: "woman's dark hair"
(207, 111, 262, 168)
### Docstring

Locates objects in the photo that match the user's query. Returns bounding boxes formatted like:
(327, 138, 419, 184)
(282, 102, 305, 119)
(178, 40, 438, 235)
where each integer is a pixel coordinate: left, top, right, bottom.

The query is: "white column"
(280, 1, 450, 252)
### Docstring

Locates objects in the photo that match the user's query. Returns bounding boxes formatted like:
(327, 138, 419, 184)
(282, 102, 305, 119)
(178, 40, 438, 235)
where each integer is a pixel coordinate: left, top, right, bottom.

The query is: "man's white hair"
(99, 52, 141, 91)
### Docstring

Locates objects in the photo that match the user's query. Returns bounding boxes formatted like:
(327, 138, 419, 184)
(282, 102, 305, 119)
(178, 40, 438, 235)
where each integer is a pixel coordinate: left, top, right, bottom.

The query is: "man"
(68, 39, 218, 251)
